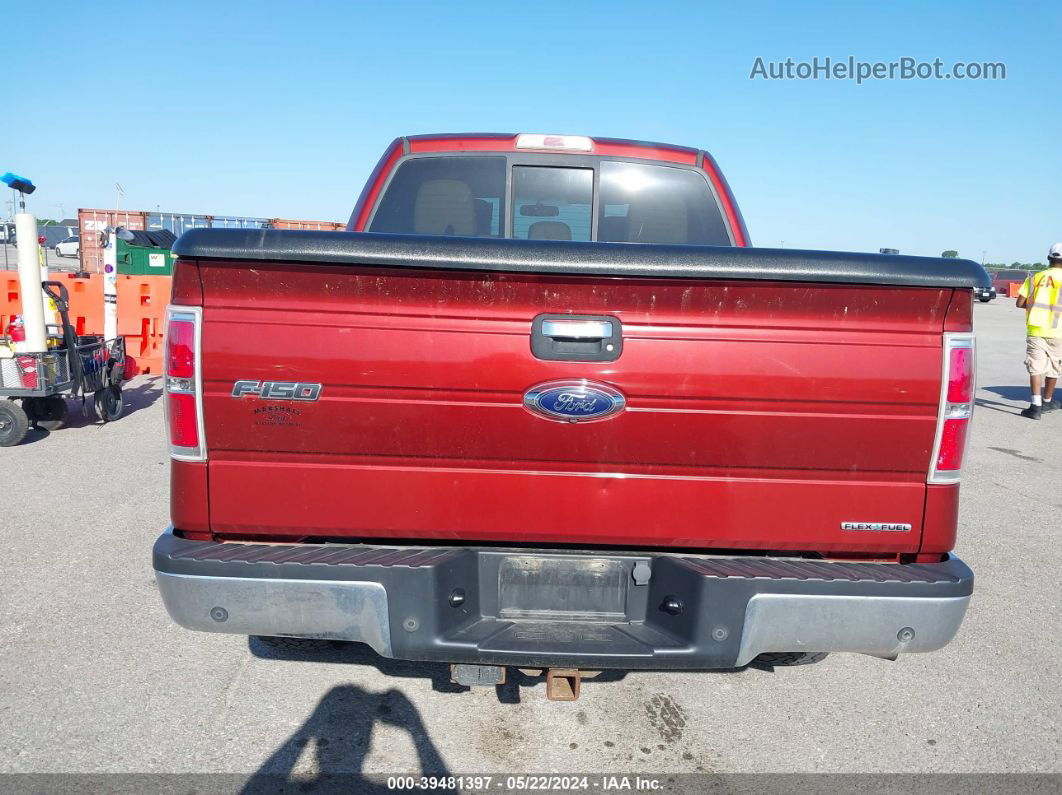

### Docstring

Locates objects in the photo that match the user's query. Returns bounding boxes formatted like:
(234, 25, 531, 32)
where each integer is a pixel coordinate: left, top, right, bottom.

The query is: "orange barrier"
(1008, 281, 1022, 299)
(0, 271, 172, 375)
(116, 275, 171, 374)
(1, 273, 21, 333)
(61, 273, 104, 336)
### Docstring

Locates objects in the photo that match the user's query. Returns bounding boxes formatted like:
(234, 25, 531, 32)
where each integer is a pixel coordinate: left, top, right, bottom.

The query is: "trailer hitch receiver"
(546, 668, 582, 701)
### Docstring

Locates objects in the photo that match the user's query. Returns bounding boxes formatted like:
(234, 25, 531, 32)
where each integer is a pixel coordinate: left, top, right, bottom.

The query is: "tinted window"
(370, 156, 506, 237)
(597, 162, 730, 245)
(512, 167, 593, 242)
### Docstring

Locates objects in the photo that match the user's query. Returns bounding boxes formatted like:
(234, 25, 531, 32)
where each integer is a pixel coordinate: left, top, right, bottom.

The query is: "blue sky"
(3, 0, 1058, 263)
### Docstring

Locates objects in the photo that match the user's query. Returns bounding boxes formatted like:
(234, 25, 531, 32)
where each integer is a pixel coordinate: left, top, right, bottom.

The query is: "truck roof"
(400, 133, 703, 165)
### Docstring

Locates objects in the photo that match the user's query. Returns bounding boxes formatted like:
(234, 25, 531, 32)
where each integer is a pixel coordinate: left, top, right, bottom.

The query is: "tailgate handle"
(541, 319, 613, 340)
(531, 314, 622, 362)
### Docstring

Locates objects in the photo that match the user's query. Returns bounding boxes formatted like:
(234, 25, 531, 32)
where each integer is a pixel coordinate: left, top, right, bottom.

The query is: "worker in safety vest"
(1016, 243, 1062, 419)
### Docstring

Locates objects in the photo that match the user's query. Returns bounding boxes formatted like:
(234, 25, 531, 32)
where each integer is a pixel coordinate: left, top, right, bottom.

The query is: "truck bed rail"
(172, 229, 990, 289)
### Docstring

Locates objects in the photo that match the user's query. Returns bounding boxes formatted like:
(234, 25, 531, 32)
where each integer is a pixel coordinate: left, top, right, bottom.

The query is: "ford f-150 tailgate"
(168, 231, 983, 558)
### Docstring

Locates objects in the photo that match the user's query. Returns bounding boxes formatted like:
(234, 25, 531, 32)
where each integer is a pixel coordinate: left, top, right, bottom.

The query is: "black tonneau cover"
(173, 228, 990, 289)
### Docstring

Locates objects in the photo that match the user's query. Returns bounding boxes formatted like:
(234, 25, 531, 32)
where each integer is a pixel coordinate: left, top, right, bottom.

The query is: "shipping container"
(147, 213, 270, 237)
(78, 209, 148, 273)
(78, 209, 344, 271)
(268, 218, 345, 230)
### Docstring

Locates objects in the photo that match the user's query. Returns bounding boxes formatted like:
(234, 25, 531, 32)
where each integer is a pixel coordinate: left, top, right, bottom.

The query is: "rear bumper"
(153, 529, 973, 669)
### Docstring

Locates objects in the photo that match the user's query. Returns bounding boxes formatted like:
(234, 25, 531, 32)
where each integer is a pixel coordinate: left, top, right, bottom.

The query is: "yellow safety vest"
(1019, 267, 1062, 338)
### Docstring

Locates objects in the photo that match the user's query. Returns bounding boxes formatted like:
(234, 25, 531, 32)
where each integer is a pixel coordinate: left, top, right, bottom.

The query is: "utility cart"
(0, 282, 126, 446)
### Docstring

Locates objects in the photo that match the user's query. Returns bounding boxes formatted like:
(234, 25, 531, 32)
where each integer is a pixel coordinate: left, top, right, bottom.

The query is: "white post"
(15, 213, 47, 352)
(38, 235, 56, 330)
(102, 228, 118, 341)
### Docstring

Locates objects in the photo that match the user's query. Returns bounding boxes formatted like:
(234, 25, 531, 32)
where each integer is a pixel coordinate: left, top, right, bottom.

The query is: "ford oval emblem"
(523, 379, 626, 423)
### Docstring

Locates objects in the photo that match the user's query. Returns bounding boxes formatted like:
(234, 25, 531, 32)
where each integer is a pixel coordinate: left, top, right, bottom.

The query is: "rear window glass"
(511, 166, 593, 242)
(369, 156, 506, 237)
(597, 161, 730, 245)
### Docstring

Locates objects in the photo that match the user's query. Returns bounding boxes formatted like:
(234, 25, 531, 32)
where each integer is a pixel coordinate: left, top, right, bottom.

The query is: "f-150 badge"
(231, 380, 321, 400)
(523, 379, 625, 423)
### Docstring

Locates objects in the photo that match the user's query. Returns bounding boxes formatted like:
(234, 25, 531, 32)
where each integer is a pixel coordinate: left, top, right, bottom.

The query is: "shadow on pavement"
(242, 684, 455, 794)
(248, 636, 629, 702)
(116, 378, 163, 416)
(974, 397, 1020, 415)
(250, 637, 466, 694)
(54, 378, 163, 429)
(982, 385, 1030, 401)
(975, 384, 1030, 415)
(14, 425, 50, 445)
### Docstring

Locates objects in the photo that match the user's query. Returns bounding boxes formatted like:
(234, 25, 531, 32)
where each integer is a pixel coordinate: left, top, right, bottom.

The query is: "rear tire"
(0, 401, 30, 446)
(93, 385, 124, 422)
(753, 652, 829, 667)
(255, 636, 338, 652)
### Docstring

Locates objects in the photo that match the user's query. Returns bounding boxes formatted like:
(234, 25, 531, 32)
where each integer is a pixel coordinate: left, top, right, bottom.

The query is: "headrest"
(527, 221, 572, 241)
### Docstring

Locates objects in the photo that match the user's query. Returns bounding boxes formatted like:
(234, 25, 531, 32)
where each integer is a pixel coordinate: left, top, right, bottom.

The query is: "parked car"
(991, 269, 1029, 297)
(153, 133, 987, 696)
(54, 235, 80, 258)
(974, 284, 997, 302)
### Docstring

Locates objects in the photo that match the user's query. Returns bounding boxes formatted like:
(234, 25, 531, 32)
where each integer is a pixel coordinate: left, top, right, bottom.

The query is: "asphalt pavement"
(0, 243, 83, 274)
(0, 298, 1058, 784)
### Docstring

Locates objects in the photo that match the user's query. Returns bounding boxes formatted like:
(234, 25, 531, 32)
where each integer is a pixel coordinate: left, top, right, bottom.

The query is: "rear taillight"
(164, 306, 205, 461)
(929, 334, 975, 483)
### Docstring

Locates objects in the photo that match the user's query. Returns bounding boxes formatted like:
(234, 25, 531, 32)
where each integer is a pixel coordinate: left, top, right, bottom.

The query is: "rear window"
(369, 156, 506, 237)
(598, 162, 730, 245)
(512, 166, 593, 242)
(368, 155, 732, 245)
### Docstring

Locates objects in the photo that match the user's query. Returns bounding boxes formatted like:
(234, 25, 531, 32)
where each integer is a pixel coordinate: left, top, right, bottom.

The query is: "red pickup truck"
(154, 133, 986, 689)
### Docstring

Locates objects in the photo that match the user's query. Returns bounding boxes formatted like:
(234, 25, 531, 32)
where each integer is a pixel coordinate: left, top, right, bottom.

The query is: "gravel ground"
(0, 298, 1058, 786)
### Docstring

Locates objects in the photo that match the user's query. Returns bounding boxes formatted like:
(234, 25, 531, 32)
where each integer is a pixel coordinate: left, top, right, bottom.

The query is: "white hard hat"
(1050, 242, 1062, 260)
